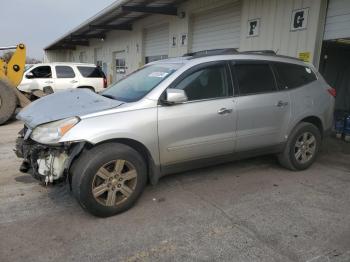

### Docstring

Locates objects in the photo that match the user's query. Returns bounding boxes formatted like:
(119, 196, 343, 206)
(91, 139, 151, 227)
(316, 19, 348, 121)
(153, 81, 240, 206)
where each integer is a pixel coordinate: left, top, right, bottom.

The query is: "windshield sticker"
(149, 72, 169, 78)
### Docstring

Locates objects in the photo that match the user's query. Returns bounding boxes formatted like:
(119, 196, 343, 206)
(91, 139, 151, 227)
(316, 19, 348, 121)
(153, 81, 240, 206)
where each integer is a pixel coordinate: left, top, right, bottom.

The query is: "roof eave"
(44, 0, 130, 50)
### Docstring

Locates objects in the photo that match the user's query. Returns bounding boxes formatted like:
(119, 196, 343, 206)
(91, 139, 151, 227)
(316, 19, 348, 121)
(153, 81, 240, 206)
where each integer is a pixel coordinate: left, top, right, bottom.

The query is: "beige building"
(45, 0, 350, 111)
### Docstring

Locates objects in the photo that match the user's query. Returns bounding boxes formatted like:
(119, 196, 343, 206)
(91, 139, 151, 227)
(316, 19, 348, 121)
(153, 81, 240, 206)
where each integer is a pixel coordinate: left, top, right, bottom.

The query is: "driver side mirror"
(164, 89, 188, 105)
(25, 72, 34, 79)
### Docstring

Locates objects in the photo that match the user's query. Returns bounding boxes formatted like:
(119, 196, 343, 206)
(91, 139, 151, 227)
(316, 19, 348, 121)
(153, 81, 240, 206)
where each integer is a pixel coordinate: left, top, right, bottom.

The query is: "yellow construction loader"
(0, 44, 42, 125)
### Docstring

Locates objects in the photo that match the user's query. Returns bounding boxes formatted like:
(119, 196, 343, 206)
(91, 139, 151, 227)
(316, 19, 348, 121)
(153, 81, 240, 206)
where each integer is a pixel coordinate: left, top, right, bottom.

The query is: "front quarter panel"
(60, 108, 159, 165)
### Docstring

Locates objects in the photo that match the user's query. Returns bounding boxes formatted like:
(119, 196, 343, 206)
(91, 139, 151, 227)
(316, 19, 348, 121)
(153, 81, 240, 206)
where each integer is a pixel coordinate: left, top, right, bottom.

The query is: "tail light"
(327, 87, 336, 97)
(103, 77, 107, 88)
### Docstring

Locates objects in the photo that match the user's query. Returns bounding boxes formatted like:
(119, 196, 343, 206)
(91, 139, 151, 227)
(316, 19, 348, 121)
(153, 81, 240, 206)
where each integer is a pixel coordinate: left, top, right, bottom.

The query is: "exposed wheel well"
(77, 86, 95, 92)
(300, 116, 324, 137)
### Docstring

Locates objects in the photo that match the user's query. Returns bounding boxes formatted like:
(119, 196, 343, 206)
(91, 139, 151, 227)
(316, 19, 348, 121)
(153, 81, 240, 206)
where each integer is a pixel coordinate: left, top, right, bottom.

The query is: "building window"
(145, 55, 168, 64)
(116, 58, 126, 74)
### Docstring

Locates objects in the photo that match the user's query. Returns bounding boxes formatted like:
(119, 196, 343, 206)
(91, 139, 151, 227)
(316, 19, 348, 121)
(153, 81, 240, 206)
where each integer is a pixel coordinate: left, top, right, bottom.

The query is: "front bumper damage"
(15, 127, 85, 185)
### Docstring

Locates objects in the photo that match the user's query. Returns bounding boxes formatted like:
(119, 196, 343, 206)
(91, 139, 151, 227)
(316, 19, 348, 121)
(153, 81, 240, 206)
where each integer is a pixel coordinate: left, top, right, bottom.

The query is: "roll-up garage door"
(144, 24, 169, 63)
(324, 0, 350, 40)
(191, 1, 241, 52)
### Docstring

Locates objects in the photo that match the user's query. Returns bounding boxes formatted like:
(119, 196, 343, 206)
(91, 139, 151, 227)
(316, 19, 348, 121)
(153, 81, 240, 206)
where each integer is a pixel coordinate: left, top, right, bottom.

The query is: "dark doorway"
(320, 40, 350, 112)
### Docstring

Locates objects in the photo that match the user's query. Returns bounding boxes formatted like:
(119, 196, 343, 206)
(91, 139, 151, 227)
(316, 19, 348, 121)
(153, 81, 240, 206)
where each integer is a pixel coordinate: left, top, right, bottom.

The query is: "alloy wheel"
(294, 132, 317, 164)
(92, 159, 137, 206)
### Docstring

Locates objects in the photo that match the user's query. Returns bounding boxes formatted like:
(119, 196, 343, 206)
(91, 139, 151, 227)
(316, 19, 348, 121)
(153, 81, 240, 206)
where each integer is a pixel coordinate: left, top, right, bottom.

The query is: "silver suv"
(15, 49, 335, 217)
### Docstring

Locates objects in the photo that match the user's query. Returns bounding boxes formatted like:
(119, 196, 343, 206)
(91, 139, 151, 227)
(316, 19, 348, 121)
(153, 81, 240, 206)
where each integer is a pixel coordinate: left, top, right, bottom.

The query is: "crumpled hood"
(17, 89, 123, 128)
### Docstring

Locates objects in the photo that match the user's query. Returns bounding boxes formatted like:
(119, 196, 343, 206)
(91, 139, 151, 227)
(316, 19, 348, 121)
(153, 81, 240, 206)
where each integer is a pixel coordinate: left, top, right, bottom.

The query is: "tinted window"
(274, 62, 317, 89)
(78, 66, 105, 78)
(30, 66, 52, 78)
(173, 65, 229, 101)
(55, 66, 75, 78)
(234, 63, 276, 95)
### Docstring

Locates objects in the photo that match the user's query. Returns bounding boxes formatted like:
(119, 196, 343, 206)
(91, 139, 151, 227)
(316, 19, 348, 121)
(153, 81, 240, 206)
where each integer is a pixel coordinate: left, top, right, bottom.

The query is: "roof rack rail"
(241, 50, 277, 55)
(243, 50, 303, 61)
(183, 48, 303, 62)
(184, 48, 238, 58)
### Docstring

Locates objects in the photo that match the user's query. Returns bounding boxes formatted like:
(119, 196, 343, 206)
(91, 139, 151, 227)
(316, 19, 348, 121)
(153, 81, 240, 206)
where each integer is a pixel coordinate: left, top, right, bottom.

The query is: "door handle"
(44, 81, 53, 84)
(276, 101, 289, 107)
(70, 80, 78, 84)
(218, 108, 233, 115)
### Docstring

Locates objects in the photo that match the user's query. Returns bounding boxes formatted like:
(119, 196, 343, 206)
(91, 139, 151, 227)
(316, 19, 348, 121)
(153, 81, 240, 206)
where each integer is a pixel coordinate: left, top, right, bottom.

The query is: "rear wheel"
(278, 122, 321, 171)
(72, 143, 147, 217)
(0, 80, 17, 125)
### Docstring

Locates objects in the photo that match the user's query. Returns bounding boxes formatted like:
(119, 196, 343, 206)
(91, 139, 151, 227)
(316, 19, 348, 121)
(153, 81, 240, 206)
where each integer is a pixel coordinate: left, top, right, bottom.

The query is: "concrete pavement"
(0, 120, 350, 262)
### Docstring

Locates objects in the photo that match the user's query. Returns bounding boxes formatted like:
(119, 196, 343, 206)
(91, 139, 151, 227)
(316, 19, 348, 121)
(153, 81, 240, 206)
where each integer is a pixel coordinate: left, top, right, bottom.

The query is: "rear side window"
(78, 66, 105, 78)
(234, 63, 277, 95)
(30, 66, 52, 78)
(55, 66, 75, 78)
(273, 62, 317, 89)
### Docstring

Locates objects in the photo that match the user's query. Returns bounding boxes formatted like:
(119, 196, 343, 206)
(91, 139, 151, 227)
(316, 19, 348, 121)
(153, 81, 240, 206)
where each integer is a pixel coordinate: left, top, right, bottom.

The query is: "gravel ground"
(0, 120, 350, 262)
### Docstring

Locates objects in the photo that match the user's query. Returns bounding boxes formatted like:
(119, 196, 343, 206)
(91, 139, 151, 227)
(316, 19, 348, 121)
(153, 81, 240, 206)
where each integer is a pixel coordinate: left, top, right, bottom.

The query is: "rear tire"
(0, 80, 17, 125)
(278, 122, 321, 171)
(72, 143, 147, 217)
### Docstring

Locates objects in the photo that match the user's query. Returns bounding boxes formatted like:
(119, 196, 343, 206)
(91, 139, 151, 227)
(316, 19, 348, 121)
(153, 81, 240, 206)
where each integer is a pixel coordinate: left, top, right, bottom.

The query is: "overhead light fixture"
(100, 37, 105, 42)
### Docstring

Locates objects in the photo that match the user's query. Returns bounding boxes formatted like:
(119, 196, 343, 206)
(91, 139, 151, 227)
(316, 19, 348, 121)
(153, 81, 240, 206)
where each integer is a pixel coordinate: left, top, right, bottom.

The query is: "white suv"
(18, 62, 107, 94)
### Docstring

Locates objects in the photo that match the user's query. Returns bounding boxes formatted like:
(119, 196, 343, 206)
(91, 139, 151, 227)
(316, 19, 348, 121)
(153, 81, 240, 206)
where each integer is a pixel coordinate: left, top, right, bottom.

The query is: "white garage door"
(144, 24, 169, 63)
(191, 2, 241, 52)
(324, 0, 350, 40)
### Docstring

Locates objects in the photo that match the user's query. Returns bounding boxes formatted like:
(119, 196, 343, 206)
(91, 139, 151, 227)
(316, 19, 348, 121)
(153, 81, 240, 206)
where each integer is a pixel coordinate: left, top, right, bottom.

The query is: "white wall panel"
(144, 24, 169, 57)
(240, 0, 326, 65)
(45, 0, 328, 71)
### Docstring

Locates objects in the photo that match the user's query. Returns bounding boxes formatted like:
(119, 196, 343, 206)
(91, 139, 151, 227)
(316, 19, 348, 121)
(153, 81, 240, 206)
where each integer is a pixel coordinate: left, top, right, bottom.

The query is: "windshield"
(102, 63, 181, 102)
(24, 64, 34, 72)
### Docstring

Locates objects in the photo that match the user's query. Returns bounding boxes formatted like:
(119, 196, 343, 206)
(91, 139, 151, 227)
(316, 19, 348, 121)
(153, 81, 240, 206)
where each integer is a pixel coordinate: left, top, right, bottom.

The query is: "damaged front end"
(15, 127, 84, 185)
(14, 89, 124, 186)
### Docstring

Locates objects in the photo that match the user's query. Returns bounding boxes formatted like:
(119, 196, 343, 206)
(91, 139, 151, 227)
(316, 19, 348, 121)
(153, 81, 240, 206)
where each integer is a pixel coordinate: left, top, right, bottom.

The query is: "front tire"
(278, 122, 321, 171)
(72, 143, 147, 217)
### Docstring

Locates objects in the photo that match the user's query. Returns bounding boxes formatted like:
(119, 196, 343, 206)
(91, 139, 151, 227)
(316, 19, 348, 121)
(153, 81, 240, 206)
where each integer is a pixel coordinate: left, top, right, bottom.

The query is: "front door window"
(172, 65, 230, 101)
